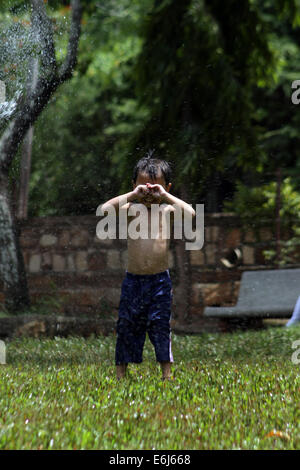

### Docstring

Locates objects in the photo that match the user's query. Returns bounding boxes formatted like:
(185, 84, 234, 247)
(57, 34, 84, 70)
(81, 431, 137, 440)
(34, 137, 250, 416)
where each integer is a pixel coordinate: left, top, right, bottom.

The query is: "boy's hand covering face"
(133, 184, 151, 202)
(133, 182, 167, 204)
(144, 183, 167, 203)
(146, 183, 166, 197)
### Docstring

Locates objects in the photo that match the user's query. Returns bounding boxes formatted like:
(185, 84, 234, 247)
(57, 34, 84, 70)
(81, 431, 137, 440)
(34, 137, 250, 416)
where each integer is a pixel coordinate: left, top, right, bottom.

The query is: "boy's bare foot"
(160, 361, 172, 380)
(116, 364, 127, 380)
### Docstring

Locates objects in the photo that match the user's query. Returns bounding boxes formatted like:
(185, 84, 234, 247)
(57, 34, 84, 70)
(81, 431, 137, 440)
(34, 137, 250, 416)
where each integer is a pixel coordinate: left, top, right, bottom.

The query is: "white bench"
(203, 268, 300, 318)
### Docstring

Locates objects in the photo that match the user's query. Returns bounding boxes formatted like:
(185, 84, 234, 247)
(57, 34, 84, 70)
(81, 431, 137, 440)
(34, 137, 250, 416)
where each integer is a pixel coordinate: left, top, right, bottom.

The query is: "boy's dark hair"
(132, 149, 172, 185)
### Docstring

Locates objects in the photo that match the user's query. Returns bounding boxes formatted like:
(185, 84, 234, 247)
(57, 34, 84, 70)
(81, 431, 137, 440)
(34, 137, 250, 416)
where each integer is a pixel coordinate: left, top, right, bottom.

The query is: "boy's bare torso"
(122, 202, 174, 275)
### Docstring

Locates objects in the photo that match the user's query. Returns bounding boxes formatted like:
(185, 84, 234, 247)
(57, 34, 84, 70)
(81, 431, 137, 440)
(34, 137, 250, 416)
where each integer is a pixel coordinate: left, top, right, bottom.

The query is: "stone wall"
(0, 214, 298, 330)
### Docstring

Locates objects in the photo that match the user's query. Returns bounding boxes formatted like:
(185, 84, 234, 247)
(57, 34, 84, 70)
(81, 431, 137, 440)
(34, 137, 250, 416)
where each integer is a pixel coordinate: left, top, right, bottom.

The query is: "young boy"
(101, 152, 195, 380)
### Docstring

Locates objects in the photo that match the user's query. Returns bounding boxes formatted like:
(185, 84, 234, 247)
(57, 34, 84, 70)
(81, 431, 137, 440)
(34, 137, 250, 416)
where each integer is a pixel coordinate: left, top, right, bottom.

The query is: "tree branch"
(0, 0, 82, 173)
(31, 0, 57, 77)
(59, 0, 82, 82)
(0, 78, 59, 172)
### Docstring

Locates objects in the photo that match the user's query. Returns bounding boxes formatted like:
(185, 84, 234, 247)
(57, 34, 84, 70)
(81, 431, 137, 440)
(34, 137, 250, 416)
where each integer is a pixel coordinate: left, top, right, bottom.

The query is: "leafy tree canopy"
(1, 0, 300, 215)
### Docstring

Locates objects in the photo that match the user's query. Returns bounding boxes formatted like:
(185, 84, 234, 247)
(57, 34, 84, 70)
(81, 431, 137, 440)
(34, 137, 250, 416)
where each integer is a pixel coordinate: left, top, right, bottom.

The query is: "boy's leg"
(115, 273, 146, 375)
(148, 319, 174, 379)
(115, 317, 147, 377)
(148, 271, 174, 379)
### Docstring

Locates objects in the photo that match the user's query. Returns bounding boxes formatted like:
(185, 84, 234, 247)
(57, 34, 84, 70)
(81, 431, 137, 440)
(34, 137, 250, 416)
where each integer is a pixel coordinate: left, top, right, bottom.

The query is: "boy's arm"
(145, 182, 195, 217)
(100, 184, 150, 214)
(163, 192, 196, 218)
(101, 191, 136, 214)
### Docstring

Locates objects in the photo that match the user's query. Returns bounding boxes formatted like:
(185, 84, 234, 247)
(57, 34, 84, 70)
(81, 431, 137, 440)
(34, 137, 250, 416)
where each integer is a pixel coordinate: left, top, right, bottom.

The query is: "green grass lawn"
(0, 325, 299, 450)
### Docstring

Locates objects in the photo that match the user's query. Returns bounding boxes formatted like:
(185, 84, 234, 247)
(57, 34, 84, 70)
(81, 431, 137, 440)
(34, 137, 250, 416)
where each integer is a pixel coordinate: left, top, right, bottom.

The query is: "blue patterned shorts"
(115, 269, 174, 365)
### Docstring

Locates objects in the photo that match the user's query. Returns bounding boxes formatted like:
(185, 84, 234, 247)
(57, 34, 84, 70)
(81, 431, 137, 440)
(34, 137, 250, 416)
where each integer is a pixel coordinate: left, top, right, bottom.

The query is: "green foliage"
(225, 177, 300, 223)
(25, 0, 153, 216)
(225, 177, 300, 265)
(129, 0, 292, 199)
(251, 0, 300, 175)
(1, 327, 299, 449)
(3, 0, 300, 214)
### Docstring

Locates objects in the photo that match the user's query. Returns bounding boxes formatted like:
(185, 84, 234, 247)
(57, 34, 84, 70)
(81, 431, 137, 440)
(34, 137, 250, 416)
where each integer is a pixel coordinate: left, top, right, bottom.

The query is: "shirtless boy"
(101, 153, 195, 380)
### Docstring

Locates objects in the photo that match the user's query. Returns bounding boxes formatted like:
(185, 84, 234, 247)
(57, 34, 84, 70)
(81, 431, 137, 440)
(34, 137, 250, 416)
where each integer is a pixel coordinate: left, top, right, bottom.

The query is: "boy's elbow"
(98, 202, 115, 214)
(99, 203, 109, 212)
(190, 206, 196, 218)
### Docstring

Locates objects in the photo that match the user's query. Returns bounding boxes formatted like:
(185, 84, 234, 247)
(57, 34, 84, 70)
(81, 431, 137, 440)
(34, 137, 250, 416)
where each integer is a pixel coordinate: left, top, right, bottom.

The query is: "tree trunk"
(17, 126, 34, 220)
(17, 58, 38, 220)
(0, 172, 30, 313)
(0, 0, 82, 314)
